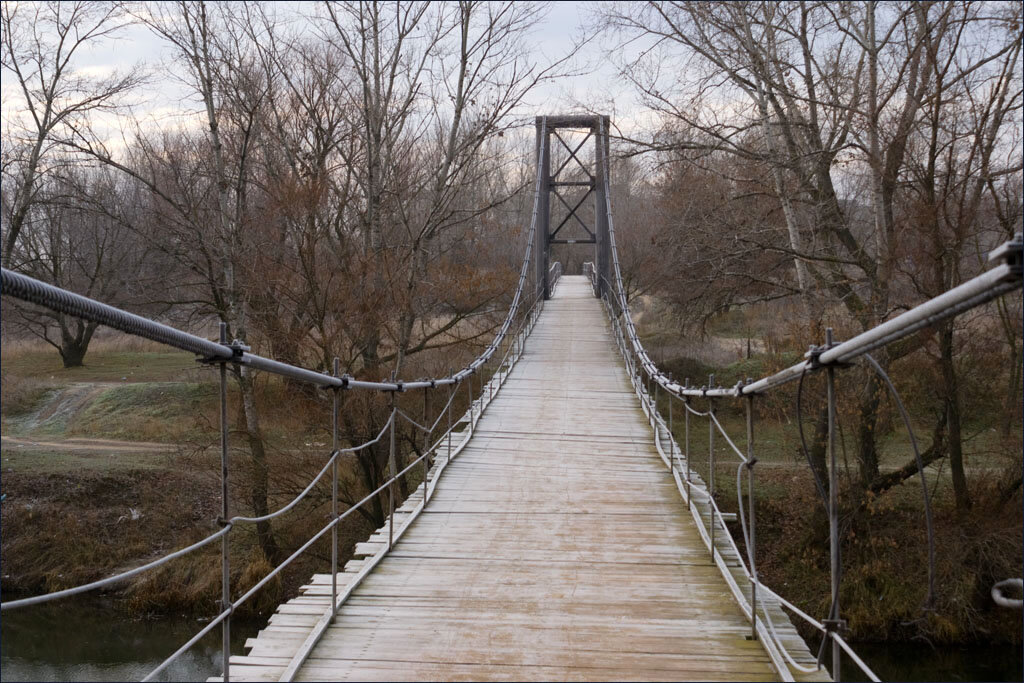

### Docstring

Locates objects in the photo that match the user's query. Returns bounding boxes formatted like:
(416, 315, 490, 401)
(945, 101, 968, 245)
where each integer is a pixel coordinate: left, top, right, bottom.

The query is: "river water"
(0, 597, 261, 682)
(1, 598, 1021, 681)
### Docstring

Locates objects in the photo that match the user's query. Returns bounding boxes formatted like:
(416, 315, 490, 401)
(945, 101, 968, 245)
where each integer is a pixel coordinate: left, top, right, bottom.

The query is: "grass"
(1, 342, 205, 384)
(69, 382, 218, 442)
(0, 447, 177, 474)
(0, 375, 58, 417)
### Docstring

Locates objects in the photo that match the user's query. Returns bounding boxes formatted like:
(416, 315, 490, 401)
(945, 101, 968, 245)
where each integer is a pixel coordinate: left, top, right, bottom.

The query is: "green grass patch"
(0, 447, 173, 474)
(1, 349, 203, 383)
(69, 383, 218, 442)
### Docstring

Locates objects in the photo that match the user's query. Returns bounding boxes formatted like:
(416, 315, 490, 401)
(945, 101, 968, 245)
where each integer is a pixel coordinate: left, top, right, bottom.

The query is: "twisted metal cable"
(1, 268, 232, 359)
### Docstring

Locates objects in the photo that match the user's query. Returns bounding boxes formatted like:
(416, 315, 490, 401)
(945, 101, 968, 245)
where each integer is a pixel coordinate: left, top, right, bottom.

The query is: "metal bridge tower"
(534, 114, 611, 300)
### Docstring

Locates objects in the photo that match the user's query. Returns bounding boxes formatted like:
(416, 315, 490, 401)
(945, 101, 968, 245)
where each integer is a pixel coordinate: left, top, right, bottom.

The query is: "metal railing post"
(422, 388, 430, 504)
(684, 385, 692, 511)
(668, 387, 674, 476)
(654, 380, 659, 429)
(217, 322, 231, 683)
(826, 328, 841, 680)
(331, 357, 340, 619)
(447, 370, 454, 463)
(685, 378, 691, 511)
(746, 392, 758, 641)
(467, 375, 474, 435)
(708, 374, 716, 560)
(388, 392, 397, 551)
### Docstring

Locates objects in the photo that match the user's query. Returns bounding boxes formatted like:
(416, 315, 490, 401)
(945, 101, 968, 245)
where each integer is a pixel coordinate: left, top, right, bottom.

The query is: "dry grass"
(1, 373, 57, 418)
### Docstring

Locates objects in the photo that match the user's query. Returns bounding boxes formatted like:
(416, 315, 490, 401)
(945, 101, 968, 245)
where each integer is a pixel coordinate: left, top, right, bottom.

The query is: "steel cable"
(862, 352, 936, 608)
(1, 268, 232, 359)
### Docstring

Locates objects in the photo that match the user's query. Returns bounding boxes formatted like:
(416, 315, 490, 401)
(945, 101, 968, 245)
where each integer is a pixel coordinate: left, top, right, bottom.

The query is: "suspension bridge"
(1, 115, 1021, 683)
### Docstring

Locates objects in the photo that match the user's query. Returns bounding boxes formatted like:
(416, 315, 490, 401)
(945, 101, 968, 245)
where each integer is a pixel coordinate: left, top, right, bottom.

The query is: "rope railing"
(590, 110, 1023, 682)
(0, 120, 557, 683)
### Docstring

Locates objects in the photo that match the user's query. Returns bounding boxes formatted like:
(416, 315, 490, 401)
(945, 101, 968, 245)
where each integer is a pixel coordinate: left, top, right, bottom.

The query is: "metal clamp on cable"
(198, 338, 250, 365)
(822, 618, 848, 636)
(339, 375, 351, 390)
(229, 339, 250, 356)
(215, 516, 232, 528)
(805, 342, 851, 371)
(988, 232, 1023, 276)
(745, 457, 758, 471)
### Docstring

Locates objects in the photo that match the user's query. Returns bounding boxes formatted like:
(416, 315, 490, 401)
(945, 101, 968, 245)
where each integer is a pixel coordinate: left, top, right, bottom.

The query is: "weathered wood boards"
(226, 277, 825, 682)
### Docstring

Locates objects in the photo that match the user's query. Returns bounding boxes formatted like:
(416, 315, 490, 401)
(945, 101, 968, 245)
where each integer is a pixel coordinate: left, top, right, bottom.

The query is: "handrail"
(596, 231, 1021, 399)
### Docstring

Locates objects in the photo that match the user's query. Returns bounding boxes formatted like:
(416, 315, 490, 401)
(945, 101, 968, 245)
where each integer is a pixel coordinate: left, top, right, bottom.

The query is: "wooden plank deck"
(230, 276, 825, 682)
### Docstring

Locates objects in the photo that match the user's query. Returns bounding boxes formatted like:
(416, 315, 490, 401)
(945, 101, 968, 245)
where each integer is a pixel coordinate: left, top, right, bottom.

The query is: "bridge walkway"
(231, 276, 788, 681)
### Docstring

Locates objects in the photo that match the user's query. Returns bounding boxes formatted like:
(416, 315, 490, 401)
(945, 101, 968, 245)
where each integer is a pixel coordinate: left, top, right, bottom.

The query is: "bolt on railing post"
(746, 392, 758, 641)
(826, 327, 841, 681)
(685, 377, 691, 511)
(422, 387, 430, 505)
(388, 392, 397, 551)
(217, 322, 231, 683)
(331, 357, 340, 620)
(708, 373, 716, 561)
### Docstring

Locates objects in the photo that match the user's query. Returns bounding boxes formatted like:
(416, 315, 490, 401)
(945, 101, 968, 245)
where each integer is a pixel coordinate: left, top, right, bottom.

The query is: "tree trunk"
(809, 404, 829, 498)
(856, 371, 884, 488)
(939, 323, 970, 511)
(236, 367, 279, 562)
(1003, 334, 1022, 438)
(863, 412, 946, 499)
(58, 317, 98, 368)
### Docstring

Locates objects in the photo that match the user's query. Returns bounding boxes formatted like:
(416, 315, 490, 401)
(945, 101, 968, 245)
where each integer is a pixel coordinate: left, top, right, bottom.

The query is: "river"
(1, 598, 1021, 681)
(0, 597, 260, 682)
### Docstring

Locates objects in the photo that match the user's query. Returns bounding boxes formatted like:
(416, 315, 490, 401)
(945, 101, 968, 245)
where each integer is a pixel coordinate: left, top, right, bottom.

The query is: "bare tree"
(1, 1, 140, 268)
(4, 167, 155, 366)
(902, 1, 1023, 511)
(602, 0, 1023, 490)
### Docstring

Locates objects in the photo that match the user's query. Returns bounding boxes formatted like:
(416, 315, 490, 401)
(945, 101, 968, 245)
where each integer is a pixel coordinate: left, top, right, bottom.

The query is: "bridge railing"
(589, 232, 1021, 680)
(590, 110, 1023, 683)
(0, 123, 558, 683)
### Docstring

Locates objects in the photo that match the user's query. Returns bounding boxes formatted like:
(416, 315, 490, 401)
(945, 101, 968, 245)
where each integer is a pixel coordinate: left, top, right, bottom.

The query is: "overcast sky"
(1, 2, 648, 148)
